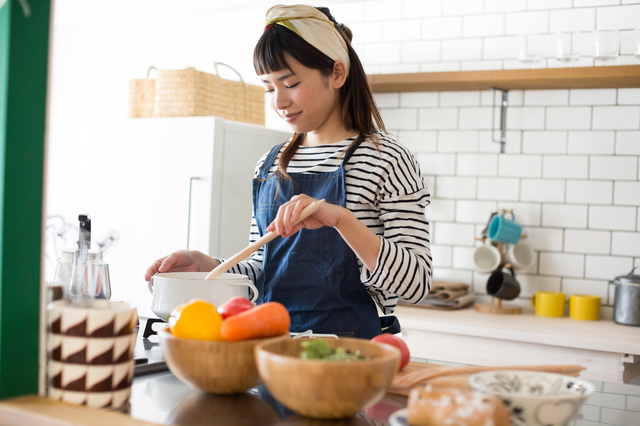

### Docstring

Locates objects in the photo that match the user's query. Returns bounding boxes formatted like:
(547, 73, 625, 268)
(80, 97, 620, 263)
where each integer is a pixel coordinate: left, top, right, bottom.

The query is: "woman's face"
(259, 53, 342, 135)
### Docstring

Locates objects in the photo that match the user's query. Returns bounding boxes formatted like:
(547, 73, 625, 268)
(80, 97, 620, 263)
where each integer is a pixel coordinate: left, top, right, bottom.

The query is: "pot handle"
(627, 266, 640, 275)
(227, 280, 259, 304)
(147, 277, 154, 295)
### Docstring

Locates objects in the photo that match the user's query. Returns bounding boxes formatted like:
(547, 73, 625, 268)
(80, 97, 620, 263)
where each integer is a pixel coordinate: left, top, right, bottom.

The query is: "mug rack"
(474, 209, 527, 315)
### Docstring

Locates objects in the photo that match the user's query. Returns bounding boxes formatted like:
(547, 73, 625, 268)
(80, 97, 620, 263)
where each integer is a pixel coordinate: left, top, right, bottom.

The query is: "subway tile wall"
(327, 0, 640, 314)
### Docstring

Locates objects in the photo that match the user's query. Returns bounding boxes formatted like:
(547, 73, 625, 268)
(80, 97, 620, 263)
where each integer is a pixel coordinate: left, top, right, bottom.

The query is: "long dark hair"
(254, 6, 385, 180)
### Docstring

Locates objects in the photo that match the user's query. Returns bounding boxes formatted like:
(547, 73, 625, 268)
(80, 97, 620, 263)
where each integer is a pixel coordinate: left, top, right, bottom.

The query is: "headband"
(264, 4, 351, 73)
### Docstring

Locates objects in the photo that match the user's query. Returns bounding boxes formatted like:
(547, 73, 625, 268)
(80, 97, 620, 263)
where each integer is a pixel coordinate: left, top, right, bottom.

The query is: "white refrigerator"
(46, 117, 292, 318)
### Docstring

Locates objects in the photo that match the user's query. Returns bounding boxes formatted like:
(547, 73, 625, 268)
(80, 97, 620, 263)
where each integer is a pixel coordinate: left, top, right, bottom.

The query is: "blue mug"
(488, 210, 521, 244)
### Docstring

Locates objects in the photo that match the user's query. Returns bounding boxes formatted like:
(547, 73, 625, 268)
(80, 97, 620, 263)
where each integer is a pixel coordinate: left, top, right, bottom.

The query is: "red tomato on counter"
(372, 333, 410, 371)
(217, 296, 254, 319)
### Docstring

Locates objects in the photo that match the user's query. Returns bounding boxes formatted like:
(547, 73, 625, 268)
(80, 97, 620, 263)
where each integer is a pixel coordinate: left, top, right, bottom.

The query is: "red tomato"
(217, 296, 254, 319)
(372, 333, 410, 371)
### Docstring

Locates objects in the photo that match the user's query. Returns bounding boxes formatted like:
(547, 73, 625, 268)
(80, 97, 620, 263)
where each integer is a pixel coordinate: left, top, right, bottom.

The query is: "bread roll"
(407, 386, 510, 426)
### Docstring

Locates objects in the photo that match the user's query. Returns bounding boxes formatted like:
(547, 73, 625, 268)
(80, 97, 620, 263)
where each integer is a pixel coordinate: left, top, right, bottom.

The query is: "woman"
(145, 5, 432, 339)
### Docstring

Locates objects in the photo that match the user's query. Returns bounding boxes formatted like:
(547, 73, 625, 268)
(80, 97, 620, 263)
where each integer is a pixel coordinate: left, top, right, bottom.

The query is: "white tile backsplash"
(521, 179, 565, 202)
(614, 181, 640, 205)
(364, 0, 402, 21)
(612, 231, 640, 256)
(383, 19, 421, 42)
(564, 229, 611, 254)
(521, 131, 567, 154)
(482, 36, 519, 59)
(484, 0, 527, 13)
(596, 4, 640, 30)
(400, 92, 439, 108)
(452, 246, 476, 270)
(457, 154, 498, 176)
(442, 0, 484, 16)
(508, 107, 546, 130)
(562, 278, 609, 301)
(568, 131, 616, 154)
(585, 255, 634, 280)
(398, 130, 438, 153)
(462, 14, 504, 38)
(418, 153, 456, 176)
(379, 108, 417, 130)
(616, 131, 640, 155)
(439, 91, 481, 107)
(566, 180, 613, 205)
(569, 88, 617, 105)
(518, 275, 562, 297)
(422, 17, 463, 40)
(401, 40, 441, 63)
(498, 202, 542, 226)
(477, 177, 521, 200)
(525, 227, 564, 251)
(539, 252, 585, 277)
(589, 205, 637, 231)
(438, 130, 479, 152)
(542, 204, 589, 228)
(436, 176, 477, 199)
(593, 106, 640, 130)
(498, 154, 543, 177)
(418, 108, 458, 129)
(504, 11, 549, 35)
(403, 0, 443, 18)
(527, 0, 573, 9)
(455, 200, 499, 223)
(459, 107, 494, 129)
(543, 155, 589, 179)
(431, 244, 453, 267)
(618, 88, 640, 105)
(442, 38, 483, 61)
(434, 222, 476, 245)
(590, 156, 639, 180)
(426, 198, 456, 222)
(524, 90, 569, 106)
(549, 8, 596, 32)
(546, 107, 592, 130)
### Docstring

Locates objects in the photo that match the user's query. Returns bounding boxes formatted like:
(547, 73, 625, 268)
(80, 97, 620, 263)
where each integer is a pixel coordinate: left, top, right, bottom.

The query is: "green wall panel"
(0, 0, 51, 398)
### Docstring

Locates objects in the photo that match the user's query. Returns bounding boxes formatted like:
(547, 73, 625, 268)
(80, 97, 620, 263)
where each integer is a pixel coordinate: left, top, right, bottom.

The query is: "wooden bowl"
(158, 327, 287, 394)
(255, 337, 400, 419)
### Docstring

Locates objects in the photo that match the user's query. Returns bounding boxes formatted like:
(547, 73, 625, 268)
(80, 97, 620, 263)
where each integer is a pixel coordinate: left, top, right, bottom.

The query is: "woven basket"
(152, 63, 265, 125)
(128, 66, 157, 118)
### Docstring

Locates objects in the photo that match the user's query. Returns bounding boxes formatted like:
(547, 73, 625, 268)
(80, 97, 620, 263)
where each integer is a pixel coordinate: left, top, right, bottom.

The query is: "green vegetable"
(299, 339, 368, 361)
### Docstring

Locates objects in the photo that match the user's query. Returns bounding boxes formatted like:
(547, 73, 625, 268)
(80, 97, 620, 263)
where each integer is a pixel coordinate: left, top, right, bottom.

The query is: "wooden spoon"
(205, 199, 326, 281)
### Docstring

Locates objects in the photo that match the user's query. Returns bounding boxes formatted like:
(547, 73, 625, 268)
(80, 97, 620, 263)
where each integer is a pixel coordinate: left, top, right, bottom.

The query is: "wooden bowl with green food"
(255, 337, 400, 419)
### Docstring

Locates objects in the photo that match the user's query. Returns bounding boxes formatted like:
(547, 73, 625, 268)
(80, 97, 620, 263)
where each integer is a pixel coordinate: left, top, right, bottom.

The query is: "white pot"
(147, 272, 258, 320)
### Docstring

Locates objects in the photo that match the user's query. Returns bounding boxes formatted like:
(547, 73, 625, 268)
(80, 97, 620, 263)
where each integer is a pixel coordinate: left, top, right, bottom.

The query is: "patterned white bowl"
(468, 370, 595, 426)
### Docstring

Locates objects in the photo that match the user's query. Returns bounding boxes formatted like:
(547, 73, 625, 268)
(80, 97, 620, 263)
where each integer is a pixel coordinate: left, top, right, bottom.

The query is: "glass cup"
(556, 32, 581, 62)
(593, 29, 620, 61)
(635, 28, 640, 59)
(519, 34, 543, 64)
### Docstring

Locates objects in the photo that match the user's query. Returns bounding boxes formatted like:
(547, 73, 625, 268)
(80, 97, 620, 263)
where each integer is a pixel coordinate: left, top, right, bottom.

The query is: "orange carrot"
(220, 301, 290, 341)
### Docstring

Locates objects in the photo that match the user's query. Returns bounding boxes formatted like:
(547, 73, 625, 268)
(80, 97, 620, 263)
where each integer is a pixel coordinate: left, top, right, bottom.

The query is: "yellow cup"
(532, 292, 566, 317)
(569, 294, 601, 321)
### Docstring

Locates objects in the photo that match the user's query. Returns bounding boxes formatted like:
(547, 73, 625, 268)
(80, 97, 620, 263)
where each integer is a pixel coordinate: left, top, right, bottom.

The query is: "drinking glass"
(593, 30, 620, 61)
(556, 32, 581, 62)
(635, 28, 640, 59)
(519, 34, 543, 64)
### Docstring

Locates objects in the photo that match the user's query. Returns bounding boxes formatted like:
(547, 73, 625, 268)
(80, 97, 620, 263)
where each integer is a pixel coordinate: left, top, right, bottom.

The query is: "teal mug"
(488, 210, 522, 244)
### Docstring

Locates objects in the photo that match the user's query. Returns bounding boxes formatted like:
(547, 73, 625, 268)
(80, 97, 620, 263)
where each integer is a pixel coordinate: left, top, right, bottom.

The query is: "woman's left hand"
(267, 194, 346, 238)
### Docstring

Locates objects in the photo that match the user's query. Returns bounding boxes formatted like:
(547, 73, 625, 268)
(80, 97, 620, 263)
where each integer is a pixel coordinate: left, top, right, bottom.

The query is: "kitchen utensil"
(53, 250, 111, 301)
(593, 29, 620, 61)
(532, 291, 566, 317)
(255, 337, 400, 419)
(569, 294, 601, 321)
(468, 370, 595, 426)
(488, 209, 522, 245)
(392, 363, 585, 389)
(473, 242, 502, 273)
(611, 266, 640, 326)
(147, 272, 258, 320)
(505, 241, 535, 269)
(158, 327, 286, 394)
(487, 266, 520, 301)
(205, 199, 325, 280)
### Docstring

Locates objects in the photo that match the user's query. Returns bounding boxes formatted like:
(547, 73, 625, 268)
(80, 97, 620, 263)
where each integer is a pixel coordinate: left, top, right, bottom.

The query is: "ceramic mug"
(147, 272, 258, 320)
(486, 266, 521, 301)
(505, 241, 535, 269)
(569, 294, 601, 321)
(532, 292, 566, 317)
(473, 242, 502, 274)
(488, 210, 522, 245)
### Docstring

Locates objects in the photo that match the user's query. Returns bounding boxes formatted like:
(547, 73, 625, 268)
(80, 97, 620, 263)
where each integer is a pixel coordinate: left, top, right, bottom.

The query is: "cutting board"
(0, 395, 160, 426)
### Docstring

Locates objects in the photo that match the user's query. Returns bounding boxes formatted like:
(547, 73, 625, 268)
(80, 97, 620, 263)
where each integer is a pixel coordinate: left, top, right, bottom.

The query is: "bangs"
(253, 25, 334, 76)
(254, 26, 294, 75)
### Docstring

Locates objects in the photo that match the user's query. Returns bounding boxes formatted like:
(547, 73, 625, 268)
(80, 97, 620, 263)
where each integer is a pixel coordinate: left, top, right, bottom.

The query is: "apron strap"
(380, 315, 401, 334)
(341, 138, 363, 165)
(259, 142, 286, 179)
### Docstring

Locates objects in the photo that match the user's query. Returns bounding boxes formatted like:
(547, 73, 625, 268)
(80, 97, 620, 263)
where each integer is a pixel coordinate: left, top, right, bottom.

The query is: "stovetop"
(133, 317, 168, 376)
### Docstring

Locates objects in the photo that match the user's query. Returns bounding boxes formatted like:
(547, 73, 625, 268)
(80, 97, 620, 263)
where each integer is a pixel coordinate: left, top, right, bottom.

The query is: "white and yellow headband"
(264, 4, 351, 73)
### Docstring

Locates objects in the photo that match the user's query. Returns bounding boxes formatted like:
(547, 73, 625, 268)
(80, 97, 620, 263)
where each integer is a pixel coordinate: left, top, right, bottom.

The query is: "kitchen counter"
(395, 305, 640, 383)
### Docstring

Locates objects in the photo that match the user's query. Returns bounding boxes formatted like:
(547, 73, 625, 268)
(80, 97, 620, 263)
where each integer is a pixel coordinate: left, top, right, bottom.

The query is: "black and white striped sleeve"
(360, 138, 432, 311)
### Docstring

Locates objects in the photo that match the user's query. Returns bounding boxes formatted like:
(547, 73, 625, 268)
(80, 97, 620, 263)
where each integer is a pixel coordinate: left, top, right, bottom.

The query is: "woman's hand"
(267, 194, 347, 238)
(144, 250, 219, 281)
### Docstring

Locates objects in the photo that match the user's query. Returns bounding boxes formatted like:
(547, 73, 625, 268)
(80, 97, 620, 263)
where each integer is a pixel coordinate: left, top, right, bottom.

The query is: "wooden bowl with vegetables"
(159, 297, 290, 394)
(255, 337, 401, 419)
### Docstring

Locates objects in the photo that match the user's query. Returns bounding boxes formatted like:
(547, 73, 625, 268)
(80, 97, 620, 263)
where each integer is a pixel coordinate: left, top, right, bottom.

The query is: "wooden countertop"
(395, 305, 640, 355)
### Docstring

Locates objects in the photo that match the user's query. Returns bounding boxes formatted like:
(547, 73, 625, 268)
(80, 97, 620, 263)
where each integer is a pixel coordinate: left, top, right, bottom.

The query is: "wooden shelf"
(368, 65, 640, 92)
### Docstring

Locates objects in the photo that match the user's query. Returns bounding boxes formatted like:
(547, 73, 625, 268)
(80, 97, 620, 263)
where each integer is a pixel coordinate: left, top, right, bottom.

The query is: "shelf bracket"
(491, 88, 509, 153)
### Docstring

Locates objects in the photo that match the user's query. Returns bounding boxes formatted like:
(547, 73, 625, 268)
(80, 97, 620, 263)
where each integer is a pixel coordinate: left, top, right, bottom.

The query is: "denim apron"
(252, 140, 386, 339)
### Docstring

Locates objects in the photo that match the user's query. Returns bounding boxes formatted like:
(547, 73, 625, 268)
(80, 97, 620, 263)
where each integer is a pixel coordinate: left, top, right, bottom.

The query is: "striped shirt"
(217, 131, 432, 315)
